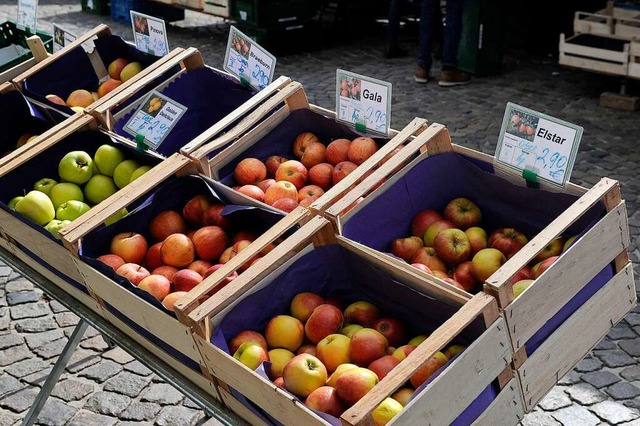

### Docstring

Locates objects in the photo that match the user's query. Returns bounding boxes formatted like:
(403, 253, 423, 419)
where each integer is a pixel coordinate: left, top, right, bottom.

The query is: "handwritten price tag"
(223, 26, 276, 91)
(495, 102, 582, 188)
(122, 91, 187, 150)
(130, 11, 169, 57)
(335, 69, 392, 136)
(52, 23, 76, 53)
(17, 0, 37, 33)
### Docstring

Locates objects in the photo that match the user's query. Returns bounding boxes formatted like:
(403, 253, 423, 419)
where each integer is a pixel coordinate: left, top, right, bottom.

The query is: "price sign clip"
(355, 121, 367, 133)
(239, 75, 251, 88)
(522, 168, 540, 189)
(135, 133, 148, 152)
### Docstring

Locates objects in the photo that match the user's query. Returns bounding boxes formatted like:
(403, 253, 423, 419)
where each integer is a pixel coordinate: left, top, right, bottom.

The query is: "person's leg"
(415, 0, 438, 82)
(385, 0, 408, 58)
(441, 0, 464, 70)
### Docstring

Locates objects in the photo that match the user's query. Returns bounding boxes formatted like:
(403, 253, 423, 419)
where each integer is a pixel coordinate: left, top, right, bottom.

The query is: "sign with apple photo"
(495, 102, 582, 188)
(335, 69, 392, 137)
(130, 11, 169, 57)
(52, 23, 76, 53)
(17, 0, 37, 34)
(223, 26, 276, 91)
(123, 91, 187, 150)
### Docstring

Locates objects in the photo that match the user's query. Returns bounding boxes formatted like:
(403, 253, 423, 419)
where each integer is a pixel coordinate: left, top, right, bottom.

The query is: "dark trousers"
(417, 0, 464, 70)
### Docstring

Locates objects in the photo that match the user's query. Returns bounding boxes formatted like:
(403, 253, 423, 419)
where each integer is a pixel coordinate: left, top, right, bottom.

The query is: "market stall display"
(0, 23, 51, 82)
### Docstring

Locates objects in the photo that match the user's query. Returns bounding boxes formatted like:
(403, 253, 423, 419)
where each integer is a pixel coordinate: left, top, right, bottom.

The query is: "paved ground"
(0, 0, 639, 425)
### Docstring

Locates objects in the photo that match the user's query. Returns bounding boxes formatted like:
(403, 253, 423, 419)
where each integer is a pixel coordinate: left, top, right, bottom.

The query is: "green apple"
(33, 178, 58, 196)
(44, 219, 71, 239)
(233, 342, 269, 370)
(7, 196, 24, 210)
(84, 174, 117, 205)
(56, 200, 91, 221)
(15, 191, 55, 225)
(104, 207, 128, 226)
(513, 279, 534, 298)
(113, 159, 140, 189)
(129, 165, 151, 183)
(94, 144, 126, 177)
(58, 151, 94, 184)
(49, 182, 84, 209)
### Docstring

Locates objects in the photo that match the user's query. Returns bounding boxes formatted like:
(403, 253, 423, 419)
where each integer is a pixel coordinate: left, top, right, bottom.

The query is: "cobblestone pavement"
(0, 0, 639, 424)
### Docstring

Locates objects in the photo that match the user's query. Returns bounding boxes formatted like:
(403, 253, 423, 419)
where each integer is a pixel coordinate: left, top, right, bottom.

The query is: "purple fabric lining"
(0, 89, 54, 154)
(113, 67, 256, 157)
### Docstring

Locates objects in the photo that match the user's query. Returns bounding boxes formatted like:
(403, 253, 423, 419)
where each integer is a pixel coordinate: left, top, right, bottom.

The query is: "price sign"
(123, 91, 187, 149)
(495, 102, 582, 188)
(130, 11, 169, 57)
(335, 69, 392, 136)
(52, 23, 76, 53)
(17, 0, 37, 34)
(223, 26, 276, 91)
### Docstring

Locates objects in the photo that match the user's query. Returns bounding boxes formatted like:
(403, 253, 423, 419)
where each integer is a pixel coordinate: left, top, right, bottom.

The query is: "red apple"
(293, 132, 321, 159)
(203, 204, 230, 229)
(298, 185, 324, 203)
(390, 236, 424, 263)
(275, 160, 308, 189)
(301, 142, 327, 169)
(391, 388, 414, 407)
(144, 242, 164, 271)
(183, 195, 212, 227)
(510, 266, 533, 285)
(266, 315, 305, 352)
(234, 158, 267, 185)
(264, 156, 288, 178)
(152, 265, 178, 281)
(272, 197, 299, 212)
(531, 237, 564, 264)
(348, 137, 377, 165)
(257, 179, 276, 193)
(326, 363, 358, 387)
(149, 210, 187, 242)
(423, 219, 456, 247)
(219, 240, 252, 265)
(160, 233, 195, 268)
(172, 268, 203, 292)
(297, 344, 317, 356)
(229, 330, 268, 354)
(282, 353, 327, 398)
(162, 291, 187, 311)
(188, 260, 213, 276)
(274, 377, 286, 389)
(203, 264, 238, 283)
(334, 367, 378, 406)
(305, 386, 345, 417)
(349, 328, 388, 366)
(237, 185, 265, 202)
(325, 138, 351, 165)
(110, 232, 148, 265)
(344, 301, 380, 327)
(432, 228, 471, 265)
(305, 304, 344, 344)
(411, 247, 447, 273)
(97, 254, 125, 271)
(531, 256, 559, 279)
(233, 230, 258, 243)
(410, 355, 447, 388)
(332, 161, 358, 185)
(465, 227, 488, 255)
(290, 292, 325, 323)
(116, 263, 150, 285)
(138, 274, 171, 301)
(316, 333, 351, 373)
(299, 196, 319, 208)
(411, 210, 443, 239)
(265, 181, 298, 206)
(443, 198, 482, 230)
(488, 228, 528, 259)
(453, 261, 478, 292)
(411, 263, 434, 275)
(391, 345, 416, 361)
(372, 317, 407, 348)
(192, 226, 228, 262)
(368, 355, 400, 381)
(308, 163, 334, 190)
(471, 248, 507, 282)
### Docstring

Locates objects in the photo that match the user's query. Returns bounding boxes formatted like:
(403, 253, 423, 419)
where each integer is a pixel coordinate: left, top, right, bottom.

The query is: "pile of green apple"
(227, 292, 464, 424)
(389, 198, 575, 297)
(7, 144, 150, 239)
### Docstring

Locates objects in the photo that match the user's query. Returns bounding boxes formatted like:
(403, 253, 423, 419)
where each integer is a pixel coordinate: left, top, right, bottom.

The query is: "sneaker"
(384, 45, 408, 59)
(414, 65, 430, 84)
(438, 69, 471, 87)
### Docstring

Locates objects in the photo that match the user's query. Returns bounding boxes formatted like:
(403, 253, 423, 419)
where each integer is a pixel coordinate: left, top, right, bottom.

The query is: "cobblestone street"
(0, 0, 639, 424)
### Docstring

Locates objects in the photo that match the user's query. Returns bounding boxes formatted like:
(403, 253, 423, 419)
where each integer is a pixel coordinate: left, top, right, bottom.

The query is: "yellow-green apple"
(108, 58, 129, 79)
(391, 388, 414, 407)
(290, 292, 325, 323)
(265, 181, 298, 206)
(110, 232, 148, 264)
(84, 174, 117, 205)
(423, 219, 456, 246)
(144, 242, 164, 271)
(66, 89, 94, 108)
(129, 165, 150, 183)
(56, 200, 90, 221)
(344, 301, 380, 327)
(149, 210, 187, 242)
(162, 291, 187, 311)
(411, 263, 434, 275)
(203, 264, 238, 283)
(116, 263, 150, 285)
(182, 195, 212, 226)
(443, 344, 465, 360)
(266, 315, 305, 351)
(488, 228, 528, 259)
(368, 355, 400, 381)
(531, 256, 559, 279)
(234, 158, 267, 186)
(104, 207, 128, 226)
(563, 236, 577, 252)
(293, 132, 321, 158)
(304, 386, 345, 417)
(152, 265, 178, 281)
(453, 261, 478, 292)
(390, 236, 424, 262)
(332, 161, 358, 185)
(391, 344, 416, 361)
(49, 182, 84, 209)
(229, 330, 268, 354)
(411, 247, 447, 273)
(443, 198, 482, 230)
(188, 260, 213, 277)
(298, 185, 324, 203)
(510, 266, 533, 285)
(301, 142, 327, 169)
(372, 317, 407, 348)
(348, 137, 377, 165)
(349, 328, 388, 366)
(372, 397, 403, 426)
(94, 144, 125, 177)
(305, 304, 344, 344)
(410, 355, 447, 388)
(268, 348, 295, 380)
(531, 237, 564, 264)
(7, 196, 23, 210)
(97, 78, 121, 98)
(326, 363, 358, 387)
(70, 106, 85, 113)
(192, 226, 228, 262)
(433, 228, 471, 264)
(316, 334, 351, 373)
(297, 344, 317, 356)
(408, 335, 428, 347)
(411, 209, 443, 239)
(59, 151, 94, 184)
(334, 367, 378, 405)
(138, 274, 171, 301)
(513, 279, 534, 298)
(97, 254, 125, 271)
(233, 342, 269, 371)
(341, 324, 363, 338)
(237, 185, 265, 202)
(308, 163, 334, 190)
(265, 155, 287, 178)
(44, 219, 71, 239)
(171, 269, 203, 292)
(113, 159, 140, 189)
(326, 138, 351, 165)
(160, 233, 195, 268)
(465, 226, 488, 255)
(282, 353, 327, 398)
(33, 178, 57, 196)
(471, 248, 506, 282)
(119, 62, 142, 82)
(45, 94, 66, 106)
(275, 160, 308, 189)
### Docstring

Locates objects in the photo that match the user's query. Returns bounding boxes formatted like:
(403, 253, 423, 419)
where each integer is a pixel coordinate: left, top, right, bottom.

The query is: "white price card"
(53, 23, 76, 53)
(335, 69, 392, 136)
(130, 11, 169, 57)
(17, 0, 37, 33)
(495, 102, 582, 188)
(122, 91, 187, 150)
(223, 26, 276, 91)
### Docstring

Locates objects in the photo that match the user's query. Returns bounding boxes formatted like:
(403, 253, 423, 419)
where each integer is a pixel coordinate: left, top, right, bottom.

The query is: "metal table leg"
(21, 320, 89, 426)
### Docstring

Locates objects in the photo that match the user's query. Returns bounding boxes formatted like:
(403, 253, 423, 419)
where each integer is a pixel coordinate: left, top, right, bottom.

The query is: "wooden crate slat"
(561, 36, 629, 63)
(471, 378, 525, 426)
(218, 388, 268, 426)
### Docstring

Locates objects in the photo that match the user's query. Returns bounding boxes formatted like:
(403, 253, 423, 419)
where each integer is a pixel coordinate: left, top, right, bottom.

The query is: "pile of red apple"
(97, 194, 277, 311)
(390, 198, 574, 296)
(227, 292, 464, 424)
(231, 132, 382, 212)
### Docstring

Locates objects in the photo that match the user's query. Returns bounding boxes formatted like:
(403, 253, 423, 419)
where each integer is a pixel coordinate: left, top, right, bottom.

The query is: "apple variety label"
(122, 91, 187, 150)
(130, 11, 169, 57)
(223, 26, 276, 91)
(335, 69, 392, 137)
(495, 102, 582, 188)
(52, 24, 76, 53)
(16, 0, 37, 33)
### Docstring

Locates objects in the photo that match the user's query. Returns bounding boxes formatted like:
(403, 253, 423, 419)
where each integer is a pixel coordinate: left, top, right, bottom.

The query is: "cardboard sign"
(53, 23, 76, 53)
(123, 91, 187, 149)
(17, 0, 37, 34)
(130, 11, 169, 57)
(495, 102, 582, 188)
(223, 26, 276, 91)
(335, 69, 392, 136)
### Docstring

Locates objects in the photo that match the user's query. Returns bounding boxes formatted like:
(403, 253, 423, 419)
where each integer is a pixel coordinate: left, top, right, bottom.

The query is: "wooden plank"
(505, 201, 629, 351)
(519, 263, 635, 410)
(218, 388, 267, 426)
(471, 378, 525, 426)
(0, 58, 36, 84)
(561, 37, 629, 63)
(26, 35, 48, 62)
(599, 91, 640, 111)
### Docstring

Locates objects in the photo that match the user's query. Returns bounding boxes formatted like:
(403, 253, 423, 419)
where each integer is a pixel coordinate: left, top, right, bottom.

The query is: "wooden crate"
(186, 216, 524, 426)
(559, 32, 630, 76)
(322, 124, 635, 412)
(629, 40, 640, 78)
(203, 0, 230, 17)
(615, 15, 640, 39)
(574, 11, 615, 37)
(0, 35, 49, 84)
